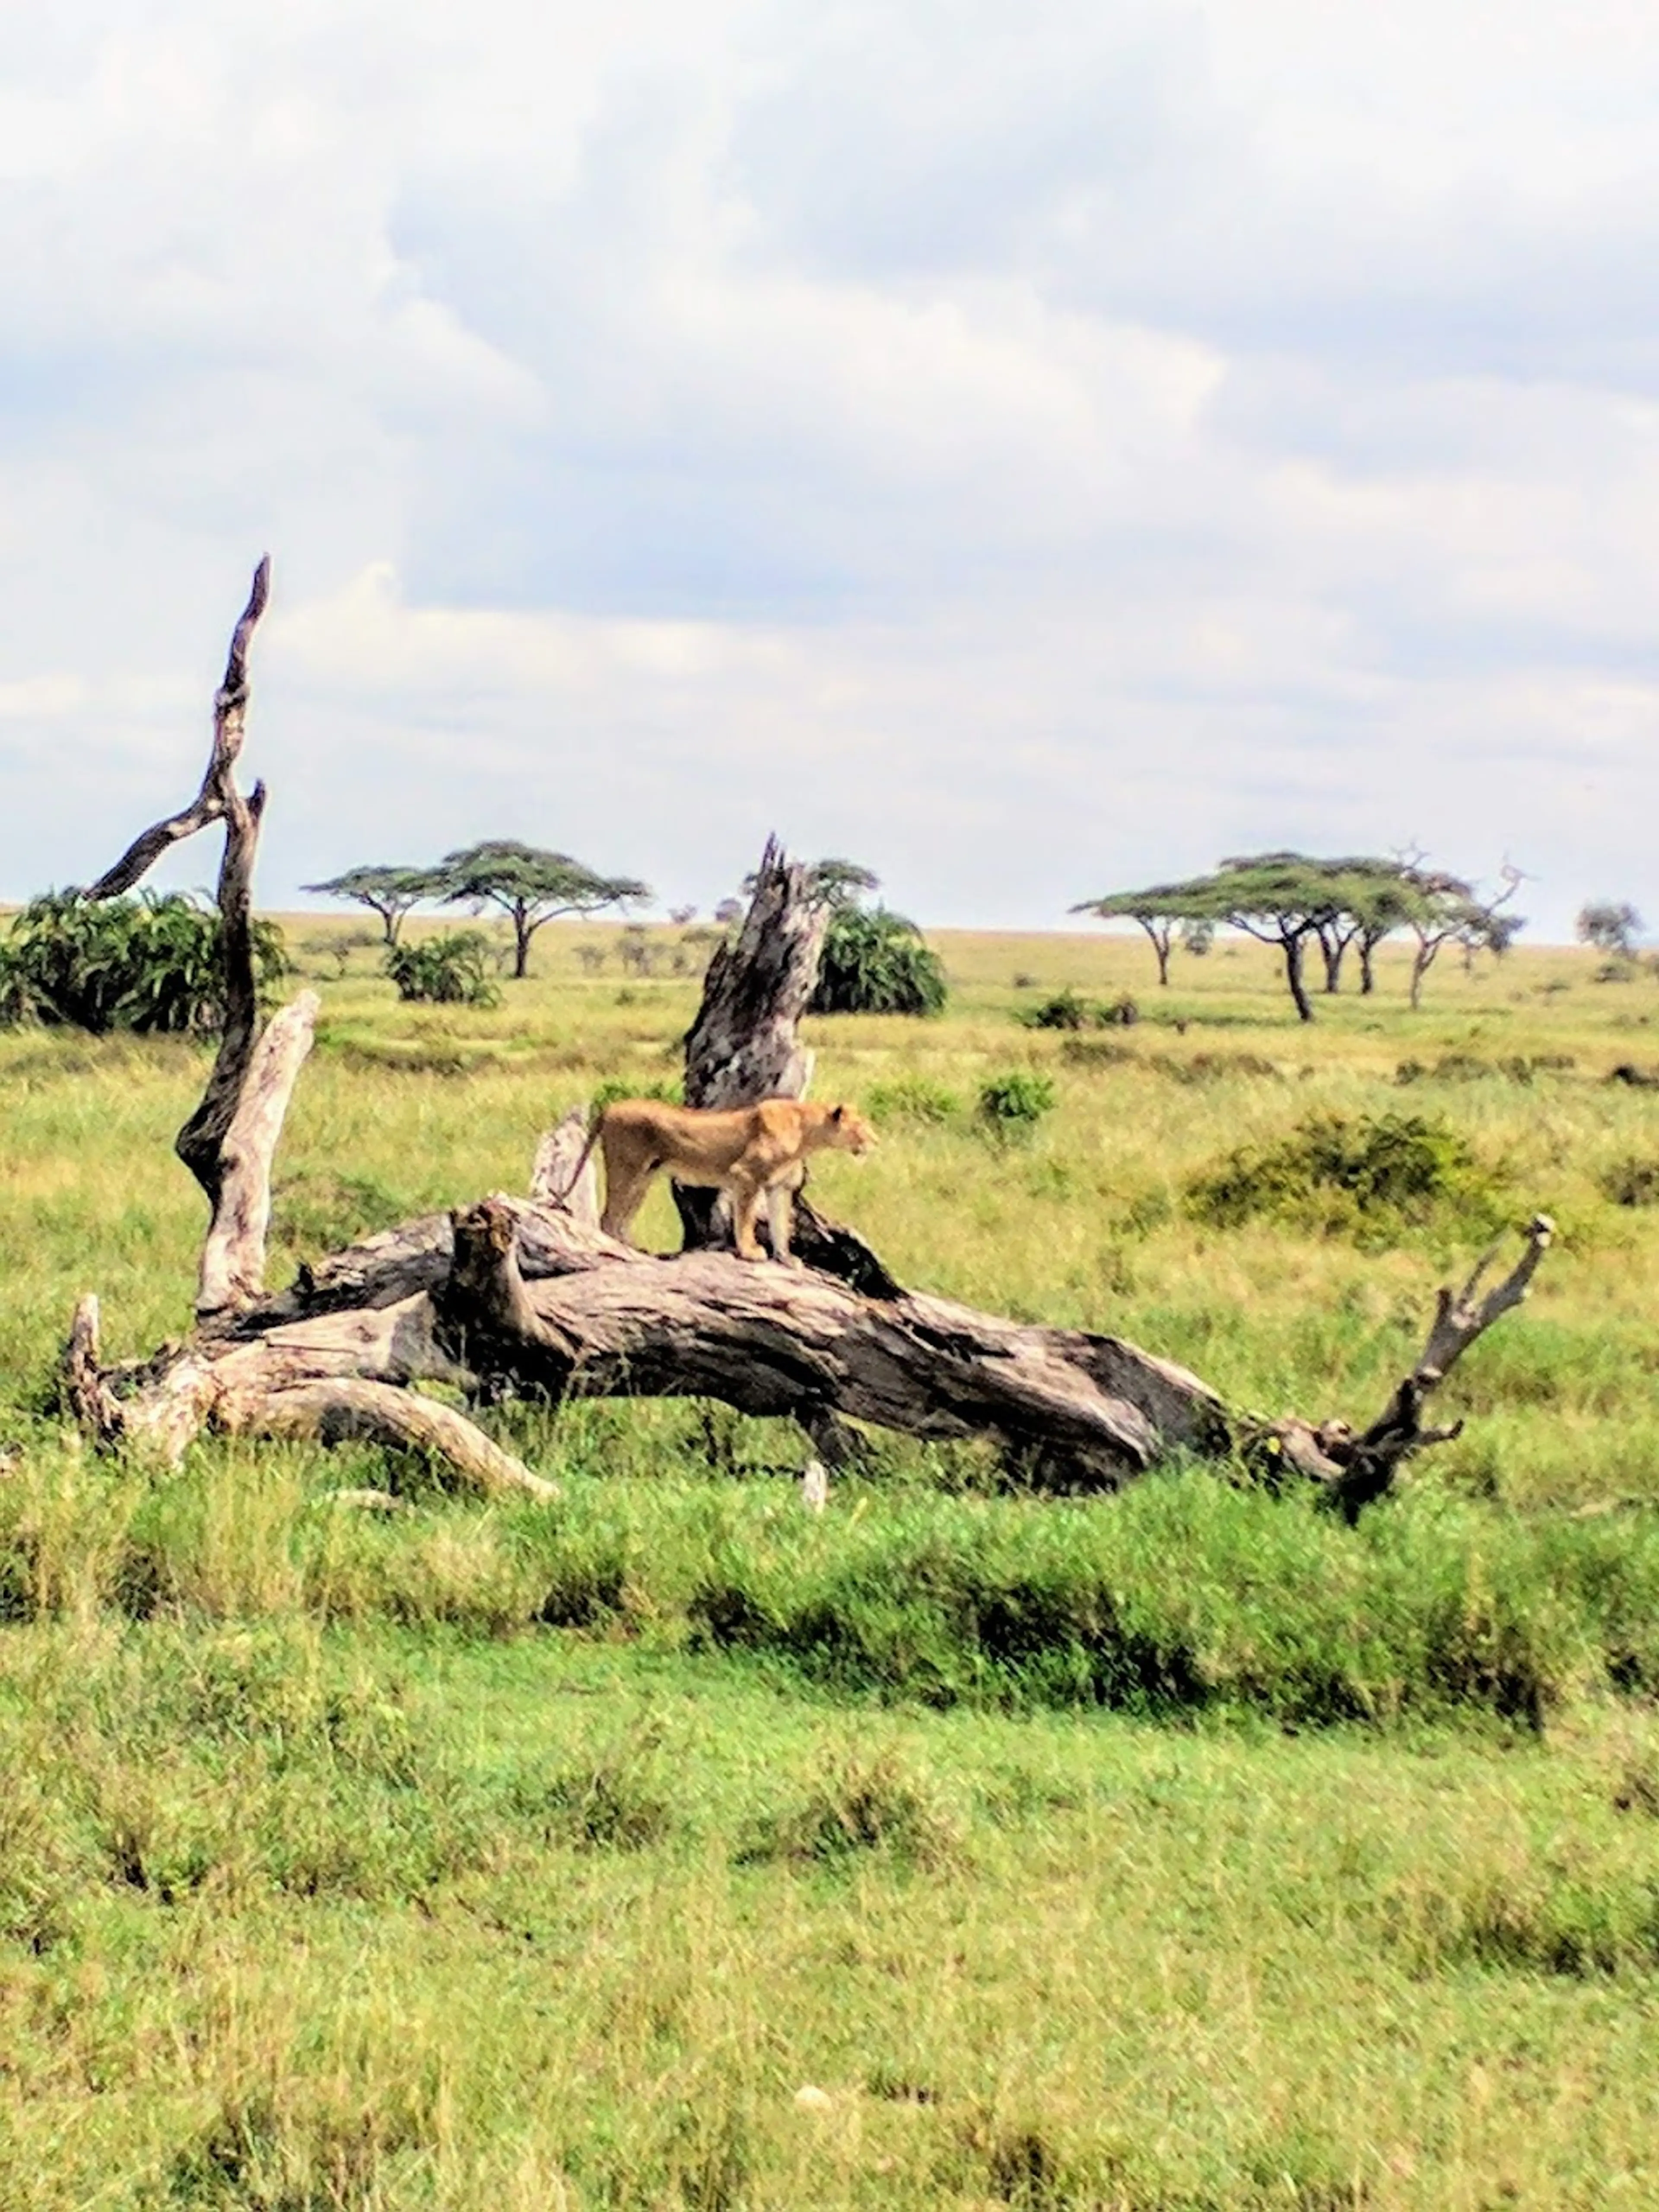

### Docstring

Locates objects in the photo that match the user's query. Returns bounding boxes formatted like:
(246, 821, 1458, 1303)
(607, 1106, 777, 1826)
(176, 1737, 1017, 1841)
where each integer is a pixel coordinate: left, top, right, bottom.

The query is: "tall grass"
(6, 1445, 1659, 1729)
(9, 923, 1659, 2204)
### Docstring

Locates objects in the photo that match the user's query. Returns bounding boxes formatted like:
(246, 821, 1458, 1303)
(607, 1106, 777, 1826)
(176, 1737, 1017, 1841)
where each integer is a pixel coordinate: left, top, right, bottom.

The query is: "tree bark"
(683, 835, 830, 1111)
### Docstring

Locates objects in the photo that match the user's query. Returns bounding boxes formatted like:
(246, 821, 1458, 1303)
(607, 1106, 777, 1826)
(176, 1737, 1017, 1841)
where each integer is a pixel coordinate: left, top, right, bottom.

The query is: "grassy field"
(4, 919, 1659, 2207)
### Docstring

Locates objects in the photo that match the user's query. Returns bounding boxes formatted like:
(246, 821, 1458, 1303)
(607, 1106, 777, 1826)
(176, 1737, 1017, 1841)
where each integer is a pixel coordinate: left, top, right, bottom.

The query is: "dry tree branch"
(1265, 1214, 1556, 1521)
(83, 557, 271, 901)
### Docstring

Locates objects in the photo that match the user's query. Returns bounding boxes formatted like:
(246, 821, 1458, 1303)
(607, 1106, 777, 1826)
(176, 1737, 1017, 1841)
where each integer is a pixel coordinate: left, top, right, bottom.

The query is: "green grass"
(7, 919, 1659, 2203)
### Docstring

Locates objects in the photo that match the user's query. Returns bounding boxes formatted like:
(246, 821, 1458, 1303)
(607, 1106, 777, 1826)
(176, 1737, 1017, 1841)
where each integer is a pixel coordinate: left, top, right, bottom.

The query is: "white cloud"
(2, 0, 1657, 936)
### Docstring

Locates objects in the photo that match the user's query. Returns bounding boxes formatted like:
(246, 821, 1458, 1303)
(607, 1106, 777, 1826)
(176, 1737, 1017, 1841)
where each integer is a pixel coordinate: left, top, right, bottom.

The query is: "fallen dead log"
(55, 564, 1554, 1512)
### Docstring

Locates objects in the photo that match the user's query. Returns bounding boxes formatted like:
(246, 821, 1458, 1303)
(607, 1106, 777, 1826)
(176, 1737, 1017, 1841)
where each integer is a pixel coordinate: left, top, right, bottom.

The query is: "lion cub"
(566, 1095, 875, 1265)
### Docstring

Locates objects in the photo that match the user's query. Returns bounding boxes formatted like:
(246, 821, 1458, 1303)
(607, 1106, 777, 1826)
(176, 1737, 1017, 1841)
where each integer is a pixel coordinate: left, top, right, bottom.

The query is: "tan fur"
(563, 1096, 875, 1264)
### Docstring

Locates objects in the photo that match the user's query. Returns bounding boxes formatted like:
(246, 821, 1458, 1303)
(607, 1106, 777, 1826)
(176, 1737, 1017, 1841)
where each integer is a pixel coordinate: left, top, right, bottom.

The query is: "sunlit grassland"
(5, 919, 1659, 2206)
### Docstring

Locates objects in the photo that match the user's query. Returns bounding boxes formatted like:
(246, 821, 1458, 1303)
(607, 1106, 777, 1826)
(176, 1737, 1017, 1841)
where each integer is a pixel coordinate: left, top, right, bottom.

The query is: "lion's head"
(824, 1102, 877, 1157)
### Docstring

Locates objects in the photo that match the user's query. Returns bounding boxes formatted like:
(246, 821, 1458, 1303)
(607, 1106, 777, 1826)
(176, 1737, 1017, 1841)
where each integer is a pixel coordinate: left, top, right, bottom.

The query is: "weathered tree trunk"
(671, 838, 897, 1294)
(58, 576, 1554, 1517)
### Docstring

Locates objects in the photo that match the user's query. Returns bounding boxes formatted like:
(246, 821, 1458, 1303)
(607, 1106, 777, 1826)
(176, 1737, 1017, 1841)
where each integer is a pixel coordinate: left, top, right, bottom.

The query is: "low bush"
(1187, 1111, 1504, 1243)
(1397, 1052, 1575, 1087)
(0, 891, 288, 1034)
(1058, 1036, 1137, 1069)
(1017, 989, 1137, 1031)
(384, 931, 500, 1006)
(1155, 1050, 1279, 1084)
(8, 1449, 1659, 1727)
(1017, 988, 1092, 1031)
(683, 1476, 1646, 1726)
(976, 1070, 1056, 1139)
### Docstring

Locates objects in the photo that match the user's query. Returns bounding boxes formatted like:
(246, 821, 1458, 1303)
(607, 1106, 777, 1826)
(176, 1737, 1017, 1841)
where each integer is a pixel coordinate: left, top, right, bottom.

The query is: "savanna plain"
(5, 922, 1659, 2210)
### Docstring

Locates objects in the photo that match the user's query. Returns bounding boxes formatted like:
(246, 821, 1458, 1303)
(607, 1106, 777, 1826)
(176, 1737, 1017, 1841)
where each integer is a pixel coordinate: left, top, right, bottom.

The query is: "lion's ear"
(830, 1104, 845, 1122)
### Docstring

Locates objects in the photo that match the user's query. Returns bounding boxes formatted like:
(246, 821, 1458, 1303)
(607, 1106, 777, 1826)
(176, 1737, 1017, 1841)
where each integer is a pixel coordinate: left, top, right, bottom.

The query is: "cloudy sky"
(2, 1, 1656, 936)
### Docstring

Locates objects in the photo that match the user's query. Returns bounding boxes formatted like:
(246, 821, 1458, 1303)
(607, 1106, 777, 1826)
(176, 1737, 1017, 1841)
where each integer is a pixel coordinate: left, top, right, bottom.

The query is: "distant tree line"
(1074, 851, 1529, 1020)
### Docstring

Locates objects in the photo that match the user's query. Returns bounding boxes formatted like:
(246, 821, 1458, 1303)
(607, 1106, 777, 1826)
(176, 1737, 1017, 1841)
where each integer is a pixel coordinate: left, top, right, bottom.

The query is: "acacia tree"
(1577, 901, 1643, 960)
(301, 863, 440, 945)
(1400, 864, 1525, 1008)
(741, 856, 880, 912)
(1221, 854, 1424, 996)
(1071, 889, 1205, 986)
(436, 841, 652, 979)
(1075, 857, 1361, 1020)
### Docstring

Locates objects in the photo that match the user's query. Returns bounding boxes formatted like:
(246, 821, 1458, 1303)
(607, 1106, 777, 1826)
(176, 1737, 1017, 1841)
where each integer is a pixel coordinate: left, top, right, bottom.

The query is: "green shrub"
(1017, 988, 1091, 1031)
(0, 891, 288, 1034)
(976, 1070, 1056, 1138)
(383, 931, 500, 1006)
(1187, 1111, 1503, 1241)
(1017, 989, 1138, 1031)
(810, 907, 947, 1017)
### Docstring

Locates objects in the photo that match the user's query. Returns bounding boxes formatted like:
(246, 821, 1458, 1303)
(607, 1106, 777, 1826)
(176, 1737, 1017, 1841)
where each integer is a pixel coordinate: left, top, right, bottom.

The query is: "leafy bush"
(977, 1070, 1056, 1138)
(810, 907, 947, 1017)
(383, 931, 500, 1006)
(0, 892, 288, 1034)
(1018, 988, 1092, 1031)
(864, 1074, 961, 1126)
(1187, 1111, 1503, 1242)
(1017, 989, 1137, 1031)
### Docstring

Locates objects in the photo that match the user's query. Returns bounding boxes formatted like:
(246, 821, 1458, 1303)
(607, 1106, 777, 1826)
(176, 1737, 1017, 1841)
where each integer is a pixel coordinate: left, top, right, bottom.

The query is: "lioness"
(562, 1096, 875, 1265)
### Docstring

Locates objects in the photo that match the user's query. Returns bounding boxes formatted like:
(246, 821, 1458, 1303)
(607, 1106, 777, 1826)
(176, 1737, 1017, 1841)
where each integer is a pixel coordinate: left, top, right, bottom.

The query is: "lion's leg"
(601, 1159, 656, 1245)
(728, 1177, 766, 1261)
(765, 1180, 804, 1269)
